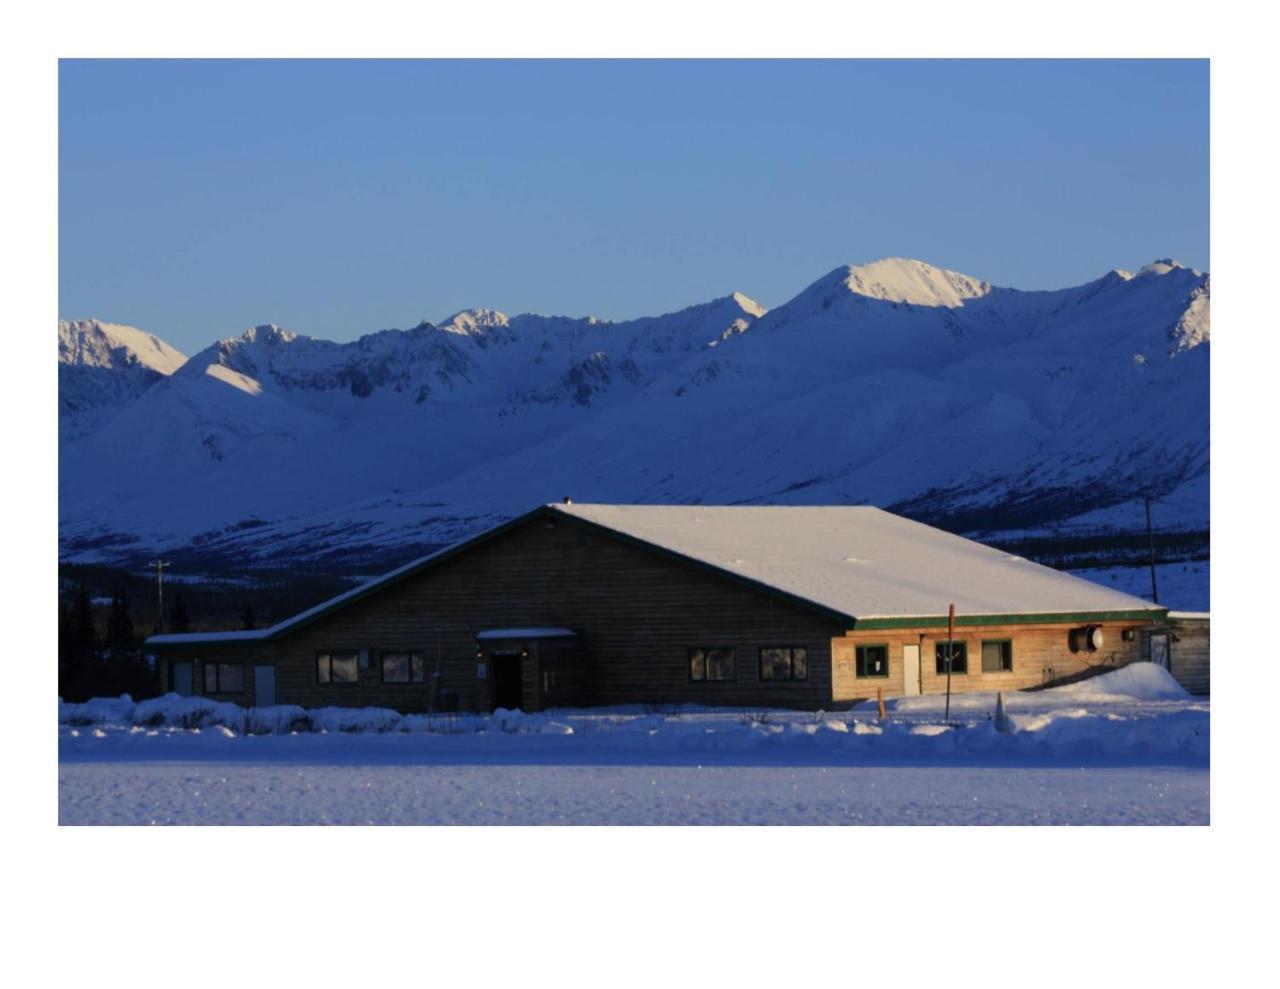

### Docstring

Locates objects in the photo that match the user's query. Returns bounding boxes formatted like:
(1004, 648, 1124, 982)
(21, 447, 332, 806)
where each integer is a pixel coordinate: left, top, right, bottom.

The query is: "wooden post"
(944, 602, 955, 724)
(994, 690, 1010, 734)
(876, 685, 886, 722)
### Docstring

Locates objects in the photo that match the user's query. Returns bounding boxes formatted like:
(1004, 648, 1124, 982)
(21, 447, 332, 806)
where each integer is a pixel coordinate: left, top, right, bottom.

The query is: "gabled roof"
(551, 504, 1165, 628)
(146, 503, 1164, 649)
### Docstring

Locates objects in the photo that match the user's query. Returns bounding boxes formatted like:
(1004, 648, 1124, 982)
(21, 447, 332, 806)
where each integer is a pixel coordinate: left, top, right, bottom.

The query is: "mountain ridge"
(59, 257, 1209, 571)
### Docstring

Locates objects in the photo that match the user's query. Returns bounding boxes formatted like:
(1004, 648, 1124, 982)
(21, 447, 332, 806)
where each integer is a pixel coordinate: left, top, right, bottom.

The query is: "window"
(381, 651, 426, 684)
(203, 663, 244, 693)
(316, 651, 359, 684)
(856, 644, 890, 678)
(981, 639, 1013, 673)
(689, 647, 736, 682)
(934, 641, 968, 675)
(760, 646, 807, 681)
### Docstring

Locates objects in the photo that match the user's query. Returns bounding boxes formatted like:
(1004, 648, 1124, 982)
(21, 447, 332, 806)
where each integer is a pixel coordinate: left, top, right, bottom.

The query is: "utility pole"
(149, 560, 170, 633)
(1144, 497, 1159, 605)
(944, 602, 955, 724)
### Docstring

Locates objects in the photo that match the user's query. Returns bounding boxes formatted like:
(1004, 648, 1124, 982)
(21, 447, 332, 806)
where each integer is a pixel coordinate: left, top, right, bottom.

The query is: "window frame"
(380, 650, 427, 685)
(981, 639, 1014, 673)
(758, 645, 808, 682)
(688, 647, 737, 683)
(203, 662, 244, 694)
(316, 651, 360, 686)
(855, 643, 891, 679)
(934, 640, 969, 676)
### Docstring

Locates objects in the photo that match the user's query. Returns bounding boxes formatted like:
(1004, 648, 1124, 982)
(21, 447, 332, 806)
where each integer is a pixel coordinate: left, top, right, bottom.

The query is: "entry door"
(1150, 635, 1170, 670)
(171, 661, 193, 697)
(254, 665, 277, 707)
(902, 645, 921, 696)
(492, 653, 523, 710)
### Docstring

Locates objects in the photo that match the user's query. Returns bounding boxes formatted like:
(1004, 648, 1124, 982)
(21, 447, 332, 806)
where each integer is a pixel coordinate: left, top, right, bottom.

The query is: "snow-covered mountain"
(58, 258, 1209, 569)
(59, 319, 188, 441)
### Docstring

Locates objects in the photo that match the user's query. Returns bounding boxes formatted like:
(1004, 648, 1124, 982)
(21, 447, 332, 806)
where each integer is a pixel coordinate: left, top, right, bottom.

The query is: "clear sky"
(59, 59, 1208, 353)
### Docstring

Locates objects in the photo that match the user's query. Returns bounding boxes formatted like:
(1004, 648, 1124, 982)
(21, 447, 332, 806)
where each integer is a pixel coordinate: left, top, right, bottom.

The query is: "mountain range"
(58, 257, 1210, 572)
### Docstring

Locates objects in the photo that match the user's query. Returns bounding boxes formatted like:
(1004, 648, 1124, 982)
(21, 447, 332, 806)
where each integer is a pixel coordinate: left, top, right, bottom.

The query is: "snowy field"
(1067, 560, 1208, 612)
(59, 665, 1208, 825)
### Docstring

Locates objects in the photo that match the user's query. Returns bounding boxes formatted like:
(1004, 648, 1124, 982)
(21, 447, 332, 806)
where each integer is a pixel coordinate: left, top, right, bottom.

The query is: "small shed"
(1143, 612, 1210, 696)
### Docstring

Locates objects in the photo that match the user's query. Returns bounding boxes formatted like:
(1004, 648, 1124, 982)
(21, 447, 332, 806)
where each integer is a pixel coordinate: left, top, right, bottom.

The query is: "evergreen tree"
(170, 593, 191, 634)
(105, 594, 135, 657)
(58, 600, 73, 699)
(64, 583, 99, 701)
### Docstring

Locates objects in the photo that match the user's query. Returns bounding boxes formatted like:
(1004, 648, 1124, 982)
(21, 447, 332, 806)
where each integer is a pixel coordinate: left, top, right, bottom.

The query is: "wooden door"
(492, 653, 523, 710)
(902, 644, 921, 696)
(254, 665, 277, 707)
(171, 661, 193, 696)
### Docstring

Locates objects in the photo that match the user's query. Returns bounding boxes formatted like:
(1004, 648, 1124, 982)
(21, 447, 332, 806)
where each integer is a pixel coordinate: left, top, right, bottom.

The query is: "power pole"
(944, 602, 955, 724)
(1144, 498, 1159, 605)
(148, 560, 170, 633)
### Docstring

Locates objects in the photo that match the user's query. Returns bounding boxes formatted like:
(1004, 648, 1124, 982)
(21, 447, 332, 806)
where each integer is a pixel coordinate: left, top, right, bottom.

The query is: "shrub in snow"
(246, 706, 311, 735)
(131, 693, 244, 731)
(65, 695, 136, 727)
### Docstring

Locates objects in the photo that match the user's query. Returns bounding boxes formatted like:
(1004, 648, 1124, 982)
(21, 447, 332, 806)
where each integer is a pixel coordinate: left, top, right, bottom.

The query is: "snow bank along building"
(146, 503, 1174, 712)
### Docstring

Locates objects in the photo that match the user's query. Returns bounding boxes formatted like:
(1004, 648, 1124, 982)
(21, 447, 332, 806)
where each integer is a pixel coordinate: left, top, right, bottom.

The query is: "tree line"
(58, 583, 258, 702)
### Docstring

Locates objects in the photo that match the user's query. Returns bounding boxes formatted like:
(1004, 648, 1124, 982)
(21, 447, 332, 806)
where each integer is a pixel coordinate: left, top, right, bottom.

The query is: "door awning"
(476, 627, 578, 640)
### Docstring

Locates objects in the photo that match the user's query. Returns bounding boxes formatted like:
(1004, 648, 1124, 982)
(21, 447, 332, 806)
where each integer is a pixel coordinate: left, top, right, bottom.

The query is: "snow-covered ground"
(58, 665, 1208, 825)
(1067, 560, 1208, 612)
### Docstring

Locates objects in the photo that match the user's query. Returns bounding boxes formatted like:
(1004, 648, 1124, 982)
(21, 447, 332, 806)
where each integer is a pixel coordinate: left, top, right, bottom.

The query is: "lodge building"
(145, 502, 1177, 712)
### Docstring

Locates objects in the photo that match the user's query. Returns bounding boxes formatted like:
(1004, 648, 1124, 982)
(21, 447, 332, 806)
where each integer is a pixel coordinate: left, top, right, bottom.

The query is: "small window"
(981, 640, 1013, 673)
(381, 651, 427, 684)
(689, 647, 736, 682)
(203, 663, 244, 693)
(855, 645, 890, 678)
(317, 651, 359, 684)
(935, 641, 968, 675)
(760, 646, 808, 681)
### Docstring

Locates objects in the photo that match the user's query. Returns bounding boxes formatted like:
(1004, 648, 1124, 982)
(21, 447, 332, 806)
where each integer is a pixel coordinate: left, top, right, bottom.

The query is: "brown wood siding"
(157, 516, 845, 712)
(1151, 619, 1210, 696)
(832, 619, 1151, 705)
(153, 514, 1165, 714)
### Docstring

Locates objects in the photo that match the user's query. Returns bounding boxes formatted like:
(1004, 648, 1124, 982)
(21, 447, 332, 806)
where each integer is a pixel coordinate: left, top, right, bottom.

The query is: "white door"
(254, 665, 277, 707)
(172, 661, 193, 696)
(1150, 635, 1170, 670)
(902, 644, 921, 696)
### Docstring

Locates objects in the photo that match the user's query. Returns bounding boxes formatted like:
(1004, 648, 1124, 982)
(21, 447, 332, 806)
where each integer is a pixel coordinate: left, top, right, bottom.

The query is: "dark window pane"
(935, 642, 968, 675)
(857, 645, 889, 678)
(707, 648, 736, 681)
(317, 654, 330, 683)
(331, 653, 358, 683)
(204, 664, 218, 692)
(219, 664, 243, 692)
(382, 652, 410, 683)
(760, 648, 791, 680)
(689, 649, 707, 682)
(791, 648, 807, 680)
(411, 654, 425, 683)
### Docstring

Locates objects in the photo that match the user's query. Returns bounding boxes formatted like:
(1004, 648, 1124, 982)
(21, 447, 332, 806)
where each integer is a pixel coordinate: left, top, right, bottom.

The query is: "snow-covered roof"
(550, 503, 1164, 624)
(145, 502, 1163, 649)
(476, 628, 578, 640)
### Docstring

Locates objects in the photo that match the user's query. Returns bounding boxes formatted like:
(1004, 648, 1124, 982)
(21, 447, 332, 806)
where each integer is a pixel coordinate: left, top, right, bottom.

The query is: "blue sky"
(59, 59, 1208, 352)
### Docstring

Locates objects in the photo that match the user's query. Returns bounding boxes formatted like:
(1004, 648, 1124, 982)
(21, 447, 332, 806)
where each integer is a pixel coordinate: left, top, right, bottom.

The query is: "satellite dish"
(1086, 626, 1104, 652)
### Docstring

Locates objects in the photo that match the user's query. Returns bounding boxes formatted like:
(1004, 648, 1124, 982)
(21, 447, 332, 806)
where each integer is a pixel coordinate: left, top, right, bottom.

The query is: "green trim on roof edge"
(850, 609, 1167, 631)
